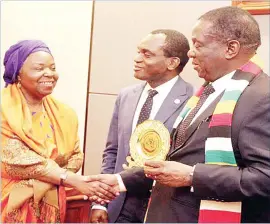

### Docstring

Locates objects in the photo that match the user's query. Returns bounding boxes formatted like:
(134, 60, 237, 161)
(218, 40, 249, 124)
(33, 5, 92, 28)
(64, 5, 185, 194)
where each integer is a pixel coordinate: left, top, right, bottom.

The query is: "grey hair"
(199, 6, 261, 52)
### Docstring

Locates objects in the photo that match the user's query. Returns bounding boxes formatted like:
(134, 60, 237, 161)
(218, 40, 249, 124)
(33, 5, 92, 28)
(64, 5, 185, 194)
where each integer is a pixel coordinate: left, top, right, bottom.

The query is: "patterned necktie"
(174, 84, 215, 149)
(137, 89, 158, 125)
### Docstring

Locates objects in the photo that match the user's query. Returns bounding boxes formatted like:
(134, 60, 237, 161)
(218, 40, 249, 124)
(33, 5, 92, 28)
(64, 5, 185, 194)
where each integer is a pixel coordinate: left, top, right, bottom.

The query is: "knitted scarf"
(174, 55, 263, 223)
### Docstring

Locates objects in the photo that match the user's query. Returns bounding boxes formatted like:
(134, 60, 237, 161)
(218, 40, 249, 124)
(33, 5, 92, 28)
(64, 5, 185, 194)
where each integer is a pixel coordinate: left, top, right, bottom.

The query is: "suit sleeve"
(192, 95, 270, 201)
(119, 167, 153, 193)
(100, 95, 121, 174)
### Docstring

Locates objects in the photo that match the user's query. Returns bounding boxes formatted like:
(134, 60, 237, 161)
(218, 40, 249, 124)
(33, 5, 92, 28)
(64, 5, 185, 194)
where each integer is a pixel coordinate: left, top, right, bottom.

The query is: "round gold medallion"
(129, 120, 170, 167)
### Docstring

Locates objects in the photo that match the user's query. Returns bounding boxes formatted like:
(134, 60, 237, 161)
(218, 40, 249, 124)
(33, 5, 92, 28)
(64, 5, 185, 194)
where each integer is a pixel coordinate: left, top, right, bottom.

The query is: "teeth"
(41, 82, 53, 85)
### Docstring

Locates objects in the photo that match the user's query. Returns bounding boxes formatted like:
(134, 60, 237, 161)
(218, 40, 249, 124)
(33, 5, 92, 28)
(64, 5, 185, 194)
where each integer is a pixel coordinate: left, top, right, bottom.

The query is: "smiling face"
(133, 33, 172, 87)
(18, 51, 59, 101)
(188, 20, 228, 82)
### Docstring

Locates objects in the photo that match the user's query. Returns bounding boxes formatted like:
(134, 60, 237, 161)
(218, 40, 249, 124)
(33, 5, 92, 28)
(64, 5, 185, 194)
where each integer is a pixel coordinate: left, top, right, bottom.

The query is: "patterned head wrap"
(3, 40, 52, 85)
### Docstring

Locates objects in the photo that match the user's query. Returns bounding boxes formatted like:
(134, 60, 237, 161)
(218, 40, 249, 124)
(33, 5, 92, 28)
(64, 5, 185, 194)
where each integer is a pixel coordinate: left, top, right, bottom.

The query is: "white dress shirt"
(191, 71, 235, 124)
(132, 75, 179, 132)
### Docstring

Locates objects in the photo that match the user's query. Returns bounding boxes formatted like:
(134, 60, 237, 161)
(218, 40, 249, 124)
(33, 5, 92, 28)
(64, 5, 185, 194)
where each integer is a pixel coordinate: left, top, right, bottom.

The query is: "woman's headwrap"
(3, 40, 52, 85)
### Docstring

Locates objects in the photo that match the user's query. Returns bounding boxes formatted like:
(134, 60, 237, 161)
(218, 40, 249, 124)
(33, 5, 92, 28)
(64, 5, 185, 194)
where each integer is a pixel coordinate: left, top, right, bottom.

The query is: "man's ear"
(225, 40, 240, 59)
(167, 57, 180, 71)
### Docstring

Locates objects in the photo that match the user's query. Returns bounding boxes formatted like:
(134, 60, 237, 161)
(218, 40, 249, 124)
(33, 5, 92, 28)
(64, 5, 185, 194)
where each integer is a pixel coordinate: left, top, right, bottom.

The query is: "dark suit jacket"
(121, 72, 270, 223)
(100, 76, 194, 222)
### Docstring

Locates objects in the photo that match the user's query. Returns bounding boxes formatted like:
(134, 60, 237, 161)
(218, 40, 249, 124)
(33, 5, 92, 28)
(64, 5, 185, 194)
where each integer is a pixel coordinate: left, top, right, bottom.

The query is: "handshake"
(72, 174, 121, 205)
(72, 160, 193, 204)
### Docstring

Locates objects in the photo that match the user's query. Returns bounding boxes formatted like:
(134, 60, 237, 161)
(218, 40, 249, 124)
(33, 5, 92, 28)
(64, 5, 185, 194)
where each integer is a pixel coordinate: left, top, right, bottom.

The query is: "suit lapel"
(154, 76, 189, 123)
(168, 92, 223, 156)
(185, 93, 223, 142)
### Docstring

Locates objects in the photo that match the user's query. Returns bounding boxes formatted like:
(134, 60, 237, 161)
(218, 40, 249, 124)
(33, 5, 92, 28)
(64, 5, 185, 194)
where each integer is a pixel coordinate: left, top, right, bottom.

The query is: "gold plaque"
(128, 120, 170, 167)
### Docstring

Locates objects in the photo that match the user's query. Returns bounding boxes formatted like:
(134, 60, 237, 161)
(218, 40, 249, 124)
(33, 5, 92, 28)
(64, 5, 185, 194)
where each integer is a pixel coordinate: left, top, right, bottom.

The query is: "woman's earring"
(17, 76, 21, 88)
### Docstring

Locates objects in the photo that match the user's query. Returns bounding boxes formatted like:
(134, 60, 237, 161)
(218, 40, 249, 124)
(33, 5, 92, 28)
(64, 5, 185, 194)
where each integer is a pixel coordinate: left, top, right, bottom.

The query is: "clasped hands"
(78, 174, 120, 204)
(79, 161, 193, 204)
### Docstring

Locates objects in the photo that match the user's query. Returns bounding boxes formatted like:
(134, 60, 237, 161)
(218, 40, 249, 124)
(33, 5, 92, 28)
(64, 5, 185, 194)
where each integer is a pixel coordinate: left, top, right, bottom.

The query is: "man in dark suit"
(92, 6, 270, 223)
(90, 29, 193, 223)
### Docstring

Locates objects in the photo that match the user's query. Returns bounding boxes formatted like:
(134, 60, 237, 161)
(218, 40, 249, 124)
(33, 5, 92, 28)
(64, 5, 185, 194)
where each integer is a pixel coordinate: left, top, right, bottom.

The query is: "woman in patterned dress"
(1, 40, 117, 223)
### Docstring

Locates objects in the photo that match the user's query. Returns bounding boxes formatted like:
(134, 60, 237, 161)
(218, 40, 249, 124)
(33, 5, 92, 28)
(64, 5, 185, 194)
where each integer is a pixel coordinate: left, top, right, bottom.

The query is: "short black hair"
(199, 6, 261, 52)
(151, 29, 190, 73)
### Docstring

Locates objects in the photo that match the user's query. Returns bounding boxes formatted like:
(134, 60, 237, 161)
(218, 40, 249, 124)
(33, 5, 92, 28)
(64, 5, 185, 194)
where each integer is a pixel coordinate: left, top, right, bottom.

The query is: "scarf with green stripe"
(175, 55, 263, 223)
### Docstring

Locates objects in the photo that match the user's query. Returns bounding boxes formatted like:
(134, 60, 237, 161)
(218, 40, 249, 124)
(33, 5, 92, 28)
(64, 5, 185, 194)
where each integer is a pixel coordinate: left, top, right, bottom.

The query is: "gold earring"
(17, 76, 21, 88)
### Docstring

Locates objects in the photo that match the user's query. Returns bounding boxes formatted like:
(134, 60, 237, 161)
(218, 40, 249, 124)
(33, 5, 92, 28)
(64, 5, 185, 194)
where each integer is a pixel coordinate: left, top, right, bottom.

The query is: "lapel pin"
(174, 99, 181, 104)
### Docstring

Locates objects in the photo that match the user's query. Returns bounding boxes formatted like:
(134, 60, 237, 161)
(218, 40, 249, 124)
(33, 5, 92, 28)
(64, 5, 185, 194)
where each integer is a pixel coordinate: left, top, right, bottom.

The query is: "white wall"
(255, 15, 270, 74)
(1, 1, 93, 151)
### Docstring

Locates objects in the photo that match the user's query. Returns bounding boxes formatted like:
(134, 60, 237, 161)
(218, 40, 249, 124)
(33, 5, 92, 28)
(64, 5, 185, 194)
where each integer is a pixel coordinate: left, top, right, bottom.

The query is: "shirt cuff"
(115, 174, 127, 192)
(92, 205, 107, 212)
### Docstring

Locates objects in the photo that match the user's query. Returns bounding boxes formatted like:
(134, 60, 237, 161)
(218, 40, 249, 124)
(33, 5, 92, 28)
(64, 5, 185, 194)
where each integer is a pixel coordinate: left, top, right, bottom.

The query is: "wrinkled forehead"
(138, 33, 167, 51)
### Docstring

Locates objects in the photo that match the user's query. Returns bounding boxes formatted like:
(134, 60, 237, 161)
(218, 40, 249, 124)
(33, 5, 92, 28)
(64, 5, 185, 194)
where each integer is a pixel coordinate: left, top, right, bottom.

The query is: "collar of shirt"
(132, 75, 179, 132)
(211, 70, 235, 93)
(144, 75, 179, 96)
(191, 70, 235, 125)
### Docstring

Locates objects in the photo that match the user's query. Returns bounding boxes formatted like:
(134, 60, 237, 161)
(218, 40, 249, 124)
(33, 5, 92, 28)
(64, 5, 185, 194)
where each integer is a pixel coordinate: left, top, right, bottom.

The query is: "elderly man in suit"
(90, 29, 193, 223)
(92, 6, 270, 223)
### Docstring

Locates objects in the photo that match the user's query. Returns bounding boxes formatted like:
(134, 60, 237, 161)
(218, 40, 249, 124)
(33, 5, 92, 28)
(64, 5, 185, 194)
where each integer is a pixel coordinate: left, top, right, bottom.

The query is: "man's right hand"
(85, 174, 119, 191)
(90, 209, 108, 223)
(66, 174, 119, 204)
(83, 174, 120, 203)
